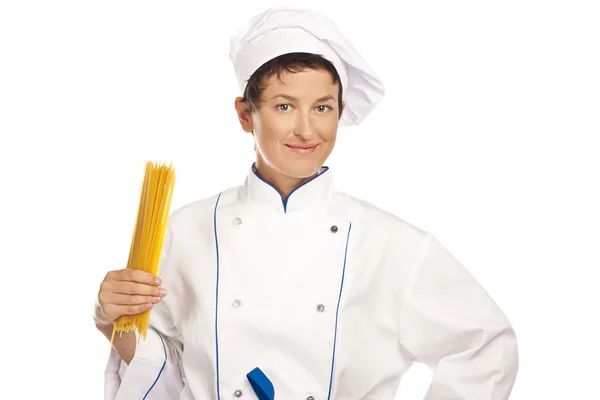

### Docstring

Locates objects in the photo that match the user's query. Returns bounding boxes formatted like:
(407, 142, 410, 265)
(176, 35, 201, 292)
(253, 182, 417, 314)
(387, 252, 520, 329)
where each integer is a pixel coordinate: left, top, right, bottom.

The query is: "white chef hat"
(229, 6, 385, 127)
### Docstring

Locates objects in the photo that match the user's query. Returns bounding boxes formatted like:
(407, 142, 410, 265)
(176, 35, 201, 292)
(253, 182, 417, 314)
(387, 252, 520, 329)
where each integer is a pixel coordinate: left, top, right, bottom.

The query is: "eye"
(276, 104, 292, 112)
(316, 105, 333, 113)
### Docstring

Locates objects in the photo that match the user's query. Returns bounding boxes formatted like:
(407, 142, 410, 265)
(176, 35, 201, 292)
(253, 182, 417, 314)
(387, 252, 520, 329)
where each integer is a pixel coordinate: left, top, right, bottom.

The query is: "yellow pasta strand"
(111, 161, 176, 346)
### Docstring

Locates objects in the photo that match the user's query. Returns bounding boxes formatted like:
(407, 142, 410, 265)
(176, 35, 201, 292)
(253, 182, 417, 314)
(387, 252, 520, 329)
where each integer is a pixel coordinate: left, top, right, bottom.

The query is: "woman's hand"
(94, 268, 166, 327)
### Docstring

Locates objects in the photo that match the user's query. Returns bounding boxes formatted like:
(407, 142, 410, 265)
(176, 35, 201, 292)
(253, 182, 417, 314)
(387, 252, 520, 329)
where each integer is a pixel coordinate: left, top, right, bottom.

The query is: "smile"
(285, 144, 318, 154)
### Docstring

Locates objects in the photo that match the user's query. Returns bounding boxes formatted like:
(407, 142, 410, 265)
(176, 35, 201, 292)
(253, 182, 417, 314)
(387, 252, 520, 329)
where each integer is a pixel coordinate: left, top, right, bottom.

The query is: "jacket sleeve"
(398, 232, 519, 399)
(103, 223, 185, 400)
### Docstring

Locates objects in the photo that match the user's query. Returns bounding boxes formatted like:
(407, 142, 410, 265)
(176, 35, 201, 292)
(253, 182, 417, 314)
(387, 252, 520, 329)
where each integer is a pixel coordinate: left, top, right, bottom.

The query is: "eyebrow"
(271, 94, 336, 103)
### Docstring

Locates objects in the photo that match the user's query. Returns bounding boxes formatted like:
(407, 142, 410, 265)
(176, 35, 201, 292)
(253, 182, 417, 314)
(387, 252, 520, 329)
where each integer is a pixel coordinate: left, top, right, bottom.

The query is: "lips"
(285, 144, 318, 154)
(286, 144, 318, 149)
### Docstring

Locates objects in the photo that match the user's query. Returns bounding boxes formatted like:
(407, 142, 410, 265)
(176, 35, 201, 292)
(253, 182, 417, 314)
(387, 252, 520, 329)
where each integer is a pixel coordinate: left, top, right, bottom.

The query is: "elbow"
(502, 323, 519, 372)
(505, 327, 519, 381)
(492, 325, 519, 397)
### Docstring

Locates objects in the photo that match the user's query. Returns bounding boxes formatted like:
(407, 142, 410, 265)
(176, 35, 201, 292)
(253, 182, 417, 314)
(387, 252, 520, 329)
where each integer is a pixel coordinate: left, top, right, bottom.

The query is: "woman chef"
(93, 6, 519, 400)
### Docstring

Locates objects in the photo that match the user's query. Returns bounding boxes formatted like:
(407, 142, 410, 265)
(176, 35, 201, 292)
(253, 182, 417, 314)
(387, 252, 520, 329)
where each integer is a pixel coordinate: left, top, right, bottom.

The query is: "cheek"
(256, 113, 292, 142)
(316, 117, 338, 140)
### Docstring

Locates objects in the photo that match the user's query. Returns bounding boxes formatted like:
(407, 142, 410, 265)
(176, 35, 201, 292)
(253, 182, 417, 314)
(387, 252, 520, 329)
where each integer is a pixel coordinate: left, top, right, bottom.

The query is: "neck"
(254, 159, 318, 201)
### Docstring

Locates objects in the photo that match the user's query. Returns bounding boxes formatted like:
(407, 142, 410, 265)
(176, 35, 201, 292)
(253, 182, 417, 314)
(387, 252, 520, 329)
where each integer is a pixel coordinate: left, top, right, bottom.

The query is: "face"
(235, 68, 344, 183)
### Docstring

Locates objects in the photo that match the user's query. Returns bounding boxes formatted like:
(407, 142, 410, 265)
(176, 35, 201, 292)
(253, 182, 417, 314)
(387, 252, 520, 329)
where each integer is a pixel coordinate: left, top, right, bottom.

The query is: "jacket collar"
(240, 162, 334, 213)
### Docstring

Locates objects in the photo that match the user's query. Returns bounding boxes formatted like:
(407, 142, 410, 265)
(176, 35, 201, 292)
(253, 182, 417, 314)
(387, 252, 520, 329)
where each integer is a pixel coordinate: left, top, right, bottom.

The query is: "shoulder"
(333, 190, 429, 243)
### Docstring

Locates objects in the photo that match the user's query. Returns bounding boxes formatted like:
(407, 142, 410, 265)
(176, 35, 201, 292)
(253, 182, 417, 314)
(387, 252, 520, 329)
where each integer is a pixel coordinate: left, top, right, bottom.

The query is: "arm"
(398, 233, 519, 399)
(103, 224, 185, 400)
(97, 322, 136, 364)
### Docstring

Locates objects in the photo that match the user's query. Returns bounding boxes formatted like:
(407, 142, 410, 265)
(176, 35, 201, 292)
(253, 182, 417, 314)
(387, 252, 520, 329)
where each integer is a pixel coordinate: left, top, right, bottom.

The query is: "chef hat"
(229, 6, 385, 126)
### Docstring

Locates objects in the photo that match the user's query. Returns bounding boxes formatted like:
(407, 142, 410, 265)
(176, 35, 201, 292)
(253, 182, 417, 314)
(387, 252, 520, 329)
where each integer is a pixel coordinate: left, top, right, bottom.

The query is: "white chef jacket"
(103, 164, 519, 399)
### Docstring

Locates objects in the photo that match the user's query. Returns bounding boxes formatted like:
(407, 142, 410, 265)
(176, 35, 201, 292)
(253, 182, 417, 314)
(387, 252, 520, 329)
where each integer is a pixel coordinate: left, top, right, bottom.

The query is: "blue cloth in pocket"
(247, 367, 275, 400)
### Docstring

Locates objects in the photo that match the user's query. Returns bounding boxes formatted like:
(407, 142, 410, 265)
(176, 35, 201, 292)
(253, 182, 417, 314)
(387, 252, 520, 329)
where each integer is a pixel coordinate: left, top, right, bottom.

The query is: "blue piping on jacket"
(327, 221, 352, 399)
(214, 192, 223, 400)
(142, 328, 168, 399)
(251, 163, 330, 213)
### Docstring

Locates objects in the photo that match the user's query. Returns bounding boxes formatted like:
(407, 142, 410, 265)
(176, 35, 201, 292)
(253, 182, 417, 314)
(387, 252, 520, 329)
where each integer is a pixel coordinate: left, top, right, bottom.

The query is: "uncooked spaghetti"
(111, 161, 175, 346)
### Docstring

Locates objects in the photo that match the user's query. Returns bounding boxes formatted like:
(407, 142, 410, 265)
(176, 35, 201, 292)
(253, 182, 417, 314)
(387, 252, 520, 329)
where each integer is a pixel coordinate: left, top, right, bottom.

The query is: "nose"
(293, 112, 316, 140)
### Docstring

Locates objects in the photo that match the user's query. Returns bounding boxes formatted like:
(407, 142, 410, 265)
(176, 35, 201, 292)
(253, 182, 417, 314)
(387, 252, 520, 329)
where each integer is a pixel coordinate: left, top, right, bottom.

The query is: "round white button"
(234, 389, 243, 397)
(233, 217, 243, 226)
(232, 299, 242, 308)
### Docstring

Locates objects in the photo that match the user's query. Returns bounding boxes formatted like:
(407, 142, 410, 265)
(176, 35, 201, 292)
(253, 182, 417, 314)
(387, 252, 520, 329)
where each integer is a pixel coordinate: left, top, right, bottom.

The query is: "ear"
(339, 100, 346, 120)
(234, 97, 253, 133)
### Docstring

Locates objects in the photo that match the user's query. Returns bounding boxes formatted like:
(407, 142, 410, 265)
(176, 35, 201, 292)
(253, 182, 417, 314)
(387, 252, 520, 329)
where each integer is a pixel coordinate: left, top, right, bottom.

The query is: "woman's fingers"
(101, 280, 165, 297)
(96, 268, 167, 325)
(108, 293, 163, 306)
(106, 268, 162, 286)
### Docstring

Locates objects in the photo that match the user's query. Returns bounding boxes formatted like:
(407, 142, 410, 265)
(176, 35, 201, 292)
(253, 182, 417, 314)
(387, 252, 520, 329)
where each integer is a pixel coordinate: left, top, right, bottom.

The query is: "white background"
(1, 0, 598, 398)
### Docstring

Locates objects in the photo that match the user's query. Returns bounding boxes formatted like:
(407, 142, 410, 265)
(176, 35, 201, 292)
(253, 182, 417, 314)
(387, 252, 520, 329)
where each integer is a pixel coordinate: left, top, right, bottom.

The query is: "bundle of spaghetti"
(110, 160, 176, 346)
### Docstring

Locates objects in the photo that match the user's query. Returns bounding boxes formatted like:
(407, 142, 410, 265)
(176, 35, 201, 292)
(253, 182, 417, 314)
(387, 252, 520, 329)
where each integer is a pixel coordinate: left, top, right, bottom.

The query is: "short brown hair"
(240, 52, 343, 118)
